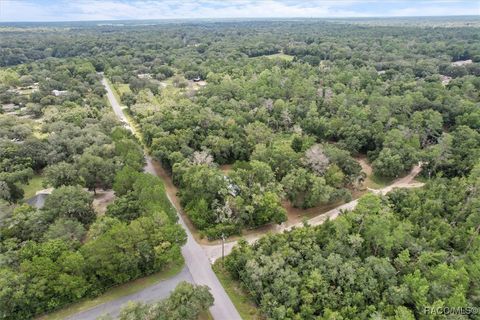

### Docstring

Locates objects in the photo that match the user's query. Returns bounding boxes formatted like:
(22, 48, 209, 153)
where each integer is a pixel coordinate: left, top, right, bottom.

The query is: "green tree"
(372, 148, 404, 178)
(77, 153, 116, 194)
(282, 168, 333, 208)
(118, 282, 214, 320)
(42, 185, 95, 225)
(411, 109, 443, 147)
(43, 218, 86, 244)
(106, 192, 141, 222)
(373, 128, 420, 178)
(121, 92, 136, 108)
(43, 161, 80, 188)
(113, 166, 141, 196)
(177, 164, 228, 206)
(252, 140, 300, 180)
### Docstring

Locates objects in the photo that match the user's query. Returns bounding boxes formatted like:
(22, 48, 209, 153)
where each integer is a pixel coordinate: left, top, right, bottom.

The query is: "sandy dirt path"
(202, 164, 424, 262)
(102, 77, 241, 320)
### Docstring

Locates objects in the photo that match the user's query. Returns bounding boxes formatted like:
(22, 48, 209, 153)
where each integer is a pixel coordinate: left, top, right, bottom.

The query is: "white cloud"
(390, 4, 479, 17)
(0, 0, 478, 22)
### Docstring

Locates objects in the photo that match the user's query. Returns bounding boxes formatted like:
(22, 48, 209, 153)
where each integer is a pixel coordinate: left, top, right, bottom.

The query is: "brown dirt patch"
(283, 199, 351, 226)
(355, 155, 372, 176)
(93, 190, 115, 215)
(219, 164, 233, 174)
(149, 157, 372, 245)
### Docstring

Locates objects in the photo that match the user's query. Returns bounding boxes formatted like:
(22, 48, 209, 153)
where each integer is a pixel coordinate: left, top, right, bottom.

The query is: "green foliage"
(43, 161, 80, 188)
(226, 169, 480, 319)
(0, 240, 91, 318)
(43, 218, 86, 245)
(179, 160, 287, 238)
(117, 282, 214, 320)
(203, 223, 241, 240)
(121, 92, 136, 107)
(1, 18, 480, 319)
(81, 212, 185, 288)
(252, 141, 301, 180)
(0, 204, 45, 241)
(177, 164, 228, 207)
(113, 166, 141, 196)
(282, 167, 333, 208)
(229, 160, 286, 227)
(132, 173, 178, 221)
(422, 126, 480, 178)
(372, 129, 420, 177)
(77, 153, 116, 193)
(185, 198, 215, 230)
(0, 69, 20, 86)
(114, 138, 145, 171)
(42, 185, 95, 225)
(106, 192, 141, 222)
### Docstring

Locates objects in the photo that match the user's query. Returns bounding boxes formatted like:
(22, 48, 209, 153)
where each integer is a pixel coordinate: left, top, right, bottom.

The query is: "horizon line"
(1, 14, 479, 24)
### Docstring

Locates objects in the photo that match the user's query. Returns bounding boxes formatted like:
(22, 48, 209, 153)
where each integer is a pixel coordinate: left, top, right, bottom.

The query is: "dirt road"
(79, 77, 242, 320)
(202, 164, 424, 262)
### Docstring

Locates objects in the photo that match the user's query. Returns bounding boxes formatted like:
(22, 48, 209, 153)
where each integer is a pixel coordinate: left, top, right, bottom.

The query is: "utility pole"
(221, 233, 225, 263)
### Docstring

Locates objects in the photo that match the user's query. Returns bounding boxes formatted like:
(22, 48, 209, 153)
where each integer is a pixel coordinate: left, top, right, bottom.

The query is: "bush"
(203, 223, 240, 240)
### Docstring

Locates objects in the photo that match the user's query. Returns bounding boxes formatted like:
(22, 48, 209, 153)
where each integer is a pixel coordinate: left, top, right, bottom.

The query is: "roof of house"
(26, 193, 48, 209)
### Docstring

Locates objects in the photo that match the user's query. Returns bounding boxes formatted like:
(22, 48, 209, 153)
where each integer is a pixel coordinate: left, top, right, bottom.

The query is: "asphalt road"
(72, 76, 424, 319)
(101, 77, 131, 129)
(100, 77, 241, 320)
(65, 267, 193, 320)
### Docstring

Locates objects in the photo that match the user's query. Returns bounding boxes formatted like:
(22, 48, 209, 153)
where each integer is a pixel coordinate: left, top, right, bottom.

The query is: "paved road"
(101, 77, 131, 130)
(101, 77, 241, 320)
(101, 74, 422, 318)
(202, 164, 425, 262)
(66, 267, 193, 320)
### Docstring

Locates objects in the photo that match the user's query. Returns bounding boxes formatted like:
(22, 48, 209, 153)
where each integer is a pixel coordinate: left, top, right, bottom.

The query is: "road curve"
(102, 77, 241, 320)
(202, 164, 425, 262)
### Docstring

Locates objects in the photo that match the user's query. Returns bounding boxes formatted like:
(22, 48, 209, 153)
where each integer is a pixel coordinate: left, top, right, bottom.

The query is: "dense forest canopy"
(0, 16, 479, 319)
(226, 168, 480, 319)
(0, 55, 185, 319)
(39, 17, 478, 239)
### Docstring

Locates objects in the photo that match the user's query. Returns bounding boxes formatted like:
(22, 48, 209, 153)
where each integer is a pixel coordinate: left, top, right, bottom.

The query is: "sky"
(0, 0, 479, 22)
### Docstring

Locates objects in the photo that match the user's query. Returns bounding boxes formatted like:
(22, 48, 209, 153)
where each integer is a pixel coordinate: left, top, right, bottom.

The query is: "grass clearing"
(261, 53, 294, 61)
(38, 257, 184, 320)
(116, 83, 132, 96)
(355, 156, 393, 189)
(31, 122, 48, 139)
(21, 174, 44, 199)
(212, 261, 263, 320)
(364, 173, 394, 189)
(198, 311, 214, 320)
